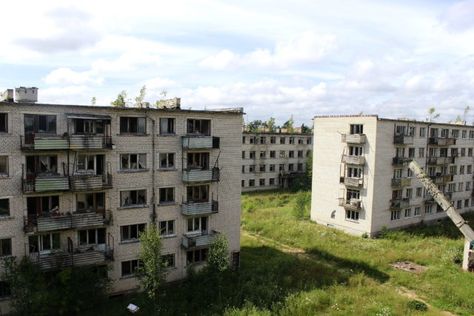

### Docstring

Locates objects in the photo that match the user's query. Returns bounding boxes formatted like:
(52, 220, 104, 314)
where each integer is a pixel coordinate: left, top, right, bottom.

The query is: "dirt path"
(242, 230, 457, 316)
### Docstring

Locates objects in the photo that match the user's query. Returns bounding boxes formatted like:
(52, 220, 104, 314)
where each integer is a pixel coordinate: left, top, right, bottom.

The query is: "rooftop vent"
(156, 97, 180, 109)
(15, 87, 38, 103)
(0, 89, 14, 102)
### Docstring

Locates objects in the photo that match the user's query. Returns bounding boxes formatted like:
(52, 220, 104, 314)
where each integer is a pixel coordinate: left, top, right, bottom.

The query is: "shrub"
(407, 300, 428, 311)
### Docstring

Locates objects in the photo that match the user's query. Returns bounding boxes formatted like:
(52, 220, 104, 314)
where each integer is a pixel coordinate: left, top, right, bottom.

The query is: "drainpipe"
(147, 112, 157, 225)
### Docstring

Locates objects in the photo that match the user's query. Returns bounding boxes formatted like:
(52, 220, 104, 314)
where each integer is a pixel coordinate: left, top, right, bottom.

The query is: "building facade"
(241, 132, 312, 192)
(311, 115, 474, 236)
(0, 95, 242, 313)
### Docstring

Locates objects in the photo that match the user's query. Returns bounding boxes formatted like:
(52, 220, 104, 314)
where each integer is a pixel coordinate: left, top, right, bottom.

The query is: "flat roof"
(313, 114, 474, 128)
(242, 131, 312, 136)
(0, 101, 244, 115)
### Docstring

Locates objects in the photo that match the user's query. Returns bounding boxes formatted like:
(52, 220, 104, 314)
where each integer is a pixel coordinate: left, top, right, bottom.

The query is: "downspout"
(147, 112, 157, 225)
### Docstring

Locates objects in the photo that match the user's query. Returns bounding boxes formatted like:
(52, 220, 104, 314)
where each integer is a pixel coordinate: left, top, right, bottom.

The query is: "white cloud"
(43, 67, 103, 85)
(440, 0, 474, 32)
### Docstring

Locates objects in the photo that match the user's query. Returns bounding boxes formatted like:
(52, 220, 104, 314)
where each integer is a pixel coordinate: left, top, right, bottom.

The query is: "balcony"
(392, 157, 412, 166)
(182, 167, 220, 183)
(24, 210, 112, 233)
(30, 247, 113, 271)
(70, 174, 112, 191)
(393, 134, 414, 145)
(340, 177, 363, 188)
(182, 136, 220, 149)
(342, 133, 366, 144)
(429, 174, 453, 184)
(182, 231, 218, 249)
(69, 135, 113, 150)
(390, 198, 410, 210)
(427, 157, 452, 165)
(338, 198, 362, 211)
(22, 175, 69, 194)
(21, 134, 69, 151)
(391, 178, 412, 187)
(181, 200, 218, 216)
(342, 155, 365, 165)
(428, 137, 456, 146)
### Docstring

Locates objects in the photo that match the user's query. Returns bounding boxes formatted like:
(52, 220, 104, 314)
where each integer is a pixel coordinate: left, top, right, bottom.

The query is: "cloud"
(199, 31, 336, 70)
(43, 67, 103, 85)
(440, 0, 474, 32)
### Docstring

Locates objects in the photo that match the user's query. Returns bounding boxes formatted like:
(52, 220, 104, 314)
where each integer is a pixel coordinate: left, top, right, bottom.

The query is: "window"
(404, 208, 411, 218)
(348, 167, 363, 178)
(242, 166, 245, 173)
(120, 190, 147, 207)
(77, 154, 96, 172)
(406, 188, 412, 199)
(349, 146, 363, 156)
(260, 137, 266, 144)
(297, 163, 303, 171)
(457, 200, 462, 209)
(159, 153, 175, 169)
(419, 148, 425, 158)
(469, 148, 473, 157)
(187, 185, 209, 202)
(241, 180, 245, 187)
(162, 254, 176, 268)
(395, 125, 407, 135)
(27, 196, 59, 217)
(289, 137, 295, 144)
(0, 239, 12, 257)
(28, 233, 60, 253)
(350, 124, 363, 134)
(409, 126, 416, 136)
(469, 165, 473, 174)
(461, 148, 466, 157)
(279, 164, 285, 172)
(159, 118, 175, 135)
(121, 153, 146, 170)
(76, 192, 105, 212)
(307, 138, 312, 144)
(0, 198, 9, 217)
(250, 137, 255, 144)
(249, 179, 255, 187)
(24, 114, 56, 134)
(470, 131, 474, 139)
(120, 117, 146, 134)
(249, 151, 256, 159)
(346, 189, 360, 200)
(430, 128, 438, 137)
(242, 151, 245, 159)
(391, 210, 401, 220)
(466, 182, 471, 191)
(259, 164, 265, 172)
(407, 169, 413, 177)
(298, 150, 304, 158)
(121, 259, 142, 277)
(424, 204, 433, 214)
(270, 151, 276, 158)
(459, 182, 464, 192)
(187, 248, 208, 265)
(0, 281, 10, 298)
(249, 165, 255, 172)
(269, 178, 275, 185)
(187, 119, 211, 135)
(270, 136, 276, 144)
(452, 129, 459, 138)
(345, 210, 359, 221)
(465, 199, 470, 208)
(159, 220, 175, 237)
(414, 207, 421, 216)
(0, 113, 7, 133)
(242, 136, 246, 144)
(260, 151, 266, 159)
(259, 179, 265, 186)
(74, 119, 104, 134)
(441, 129, 448, 137)
(408, 148, 415, 158)
(279, 151, 285, 158)
(288, 164, 294, 171)
(79, 228, 106, 246)
(460, 165, 465, 175)
(159, 187, 175, 204)
(462, 130, 467, 138)
(416, 187, 422, 197)
(450, 165, 457, 175)
(0, 156, 8, 176)
(121, 224, 146, 242)
(280, 137, 286, 144)
(269, 164, 275, 172)
(26, 155, 57, 175)
(187, 216, 208, 233)
(289, 151, 294, 158)
(298, 138, 304, 144)
(393, 169, 402, 179)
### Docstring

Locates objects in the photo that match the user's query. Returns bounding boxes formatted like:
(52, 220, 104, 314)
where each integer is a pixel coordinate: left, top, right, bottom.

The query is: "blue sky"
(1, 0, 474, 125)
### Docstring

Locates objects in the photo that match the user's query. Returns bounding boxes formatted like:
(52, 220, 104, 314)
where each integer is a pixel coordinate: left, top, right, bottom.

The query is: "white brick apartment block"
(311, 115, 474, 236)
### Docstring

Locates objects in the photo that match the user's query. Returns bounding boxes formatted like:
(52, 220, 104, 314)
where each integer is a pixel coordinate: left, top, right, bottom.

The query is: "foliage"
(247, 120, 263, 132)
(282, 115, 294, 133)
(3, 256, 110, 315)
(301, 123, 312, 134)
(208, 234, 230, 272)
(91, 96, 97, 105)
(111, 90, 127, 107)
(426, 107, 440, 122)
(155, 90, 168, 108)
(265, 117, 276, 132)
(138, 224, 166, 312)
(292, 191, 311, 220)
(135, 85, 147, 108)
(407, 300, 428, 311)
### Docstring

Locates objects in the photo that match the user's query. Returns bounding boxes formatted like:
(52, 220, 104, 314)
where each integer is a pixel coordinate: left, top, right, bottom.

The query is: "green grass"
(87, 190, 474, 315)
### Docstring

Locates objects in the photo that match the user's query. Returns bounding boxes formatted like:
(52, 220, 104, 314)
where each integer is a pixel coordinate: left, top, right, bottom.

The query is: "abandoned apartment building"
(311, 115, 474, 236)
(241, 128, 312, 192)
(0, 87, 243, 313)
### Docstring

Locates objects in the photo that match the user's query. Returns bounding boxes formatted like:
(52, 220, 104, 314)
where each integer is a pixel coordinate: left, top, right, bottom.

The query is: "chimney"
(0, 89, 14, 102)
(156, 97, 181, 109)
(14, 87, 38, 103)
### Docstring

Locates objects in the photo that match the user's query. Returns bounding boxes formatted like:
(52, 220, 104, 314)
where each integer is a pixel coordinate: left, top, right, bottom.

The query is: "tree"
(426, 107, 440, 122)
(247, 120, 263, 133)
(138, 225, 166, 313)
(111, 90, 127, 107)
(292, 191, 311, 219)
(91, 97, 97, 105)
(208, 234, 230, 273)
(301, 123, 311, 134)
(266, 117, 276, 132)
(282, 115, 294, 133)
(135, 85, 147, 108)
(155, 90, 168, 108)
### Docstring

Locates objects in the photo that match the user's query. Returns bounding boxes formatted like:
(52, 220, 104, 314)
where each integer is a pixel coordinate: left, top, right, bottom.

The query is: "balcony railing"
(24, 210, 112, 233)
(338, 198, 362, 211)
(392, 157, 412, 166)
(181, 200, 218, 216)
(69, 135, 113, 150)
(390, 198, 410, 210)
(20, 134, 69, 151)
(30, 247, 113, 271)
(429, 174, 453, 184)
(391, 178, 412, 187)
(427, 157, 452, 165)
(342, 155, 365, 165)
(70, 173, 112, 191)
(181, 231, 218, 249)
(182, 167, 220, 183)
(340, 177, 363, 188)
(393, 134, 414, 145)
(22, 175, 70, 194)
(182, 136, 220, 149)
(428, 137, 456, 146)
(342, 134, 366, 144)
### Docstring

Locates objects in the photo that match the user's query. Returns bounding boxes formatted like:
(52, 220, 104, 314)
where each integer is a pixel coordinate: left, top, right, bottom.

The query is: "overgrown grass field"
(89, 190, 474, 315)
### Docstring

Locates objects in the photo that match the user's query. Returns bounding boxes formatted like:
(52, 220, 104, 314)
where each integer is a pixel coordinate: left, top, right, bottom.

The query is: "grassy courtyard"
(90, 190, 474, 315)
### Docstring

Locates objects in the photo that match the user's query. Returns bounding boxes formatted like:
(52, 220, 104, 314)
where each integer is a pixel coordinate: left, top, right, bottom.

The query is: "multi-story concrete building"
(241, 131, 312, 192)
(0, 88, 243, 313)
(311, 115, 474, 236)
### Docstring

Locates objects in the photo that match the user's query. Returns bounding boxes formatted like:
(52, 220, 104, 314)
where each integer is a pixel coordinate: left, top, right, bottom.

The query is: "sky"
(1, 0, 474, 126)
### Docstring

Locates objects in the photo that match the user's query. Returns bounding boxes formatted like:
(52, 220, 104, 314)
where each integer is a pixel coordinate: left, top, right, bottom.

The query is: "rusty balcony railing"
(70, 173, 113, 191)
(393, 134, 414, 145)
(24, 210, 112, 233)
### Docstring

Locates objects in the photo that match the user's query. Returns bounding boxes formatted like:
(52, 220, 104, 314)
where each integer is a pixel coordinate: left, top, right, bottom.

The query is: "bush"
(292, 191, 311, 220)
(407, 300, 428, 311)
